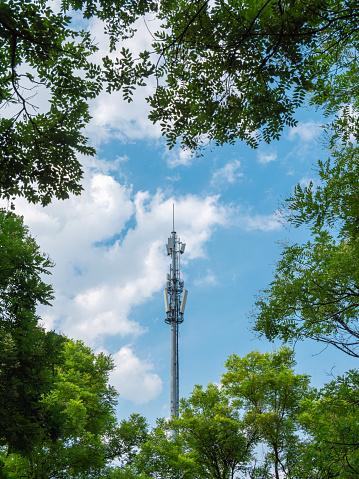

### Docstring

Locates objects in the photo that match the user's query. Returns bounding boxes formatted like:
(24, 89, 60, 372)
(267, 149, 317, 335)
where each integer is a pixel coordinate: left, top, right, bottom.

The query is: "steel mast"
(164, 205, 188, 418)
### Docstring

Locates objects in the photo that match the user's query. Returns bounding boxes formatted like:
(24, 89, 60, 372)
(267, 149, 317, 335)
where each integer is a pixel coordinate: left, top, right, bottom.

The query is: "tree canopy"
(222, 348, 309, 479)
(96, 349, 358, 479)
(299, 369, 359, 478)
(0, 0, 154, 204)
(0, 208, 117, 477)
(1, 0, 357, 204)
(0, 208, 61, 454)
(255, 129, 359, 357)
(142, 0, 358, 150)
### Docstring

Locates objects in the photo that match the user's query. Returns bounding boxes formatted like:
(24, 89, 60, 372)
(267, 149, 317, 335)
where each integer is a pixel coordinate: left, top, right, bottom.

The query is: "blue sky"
(10, 17, 356, 423)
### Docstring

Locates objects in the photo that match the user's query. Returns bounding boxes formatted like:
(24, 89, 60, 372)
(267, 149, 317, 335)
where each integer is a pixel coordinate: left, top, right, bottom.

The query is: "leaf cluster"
(119, 0, 358, 151)
(0, 0, 157, 205)
(0, 208, 118, 479)
(297, 370, 359, 478)
(255, 121, 359, 358)
(1, 0, 357, 203)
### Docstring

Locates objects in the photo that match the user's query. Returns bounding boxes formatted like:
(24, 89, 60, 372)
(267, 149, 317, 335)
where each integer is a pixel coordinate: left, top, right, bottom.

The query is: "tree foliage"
(1, 340, 118, 478)
(107, 413, 149, 468)
(0, 208, 63, 454)
(174, 384, 252, 479)
(1, 0, 357, 204)
(222, 348, 309, 479)
(111, 0, 358, 150)
(298, 370, 359, 478)
(255, 134, 359, 357)
(0, 209, 118, 478)
(0, 0, 154, 204)
(0, 208, 53, 318)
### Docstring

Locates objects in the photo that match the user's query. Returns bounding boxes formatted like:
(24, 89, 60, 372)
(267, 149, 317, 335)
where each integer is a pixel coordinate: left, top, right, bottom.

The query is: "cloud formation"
(288, 121, 322, 142)
(240, 210, 284, 232)
(193, 269, 217, 287)
(211, 160, 243, 186)
(110, 346, 162, 404)
(165, 148, 194, 168)
(257, 151, 277, 164)
(87, 17, 162, 145)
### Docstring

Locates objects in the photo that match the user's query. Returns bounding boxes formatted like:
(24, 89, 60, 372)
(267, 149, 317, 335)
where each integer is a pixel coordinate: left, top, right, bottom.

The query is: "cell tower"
(164, 205, 188, 418)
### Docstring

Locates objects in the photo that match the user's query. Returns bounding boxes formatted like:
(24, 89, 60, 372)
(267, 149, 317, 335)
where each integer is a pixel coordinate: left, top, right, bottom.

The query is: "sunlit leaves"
(298, 370, 359, 478)
(0, 0, 156, 205)
(255, 131, 359, 358)
(142, 0, 358, 150)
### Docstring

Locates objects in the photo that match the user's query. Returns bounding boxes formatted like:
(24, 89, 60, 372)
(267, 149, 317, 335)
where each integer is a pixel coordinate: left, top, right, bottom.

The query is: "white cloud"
(110, 346, 162, 404)
(211, 160, 243, 186)
(9, 164, 230, 346)
(86, 17, 162, 145)
(165, 148, 194, 168)
(193, 269, 217, 287)
(288, 122, 322, 142)
(257, 151, 277, 164)
(84, 154, 129, 174)
(241, 210, 284, 232)
(46, 0, 62, 13)
(87, 87, 162, 145)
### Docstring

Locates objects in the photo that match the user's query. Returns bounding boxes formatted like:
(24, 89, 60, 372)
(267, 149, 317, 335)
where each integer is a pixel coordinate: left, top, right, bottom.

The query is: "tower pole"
(164, 207, 188, 418)
(170, 321, 179, 417)
(170, 225, 178, 418)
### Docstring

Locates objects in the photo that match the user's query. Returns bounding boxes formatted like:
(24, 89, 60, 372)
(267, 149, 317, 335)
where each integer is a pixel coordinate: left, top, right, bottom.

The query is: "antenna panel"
(180, 289, 188, 314)
(167, 237, 174, 251)
(164, 288, 170, 312)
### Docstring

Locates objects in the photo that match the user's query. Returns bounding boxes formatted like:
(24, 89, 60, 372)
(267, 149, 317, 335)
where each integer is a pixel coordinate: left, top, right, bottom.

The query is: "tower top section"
(163, 205, 188, 418)
(164, 218, 187, 324)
